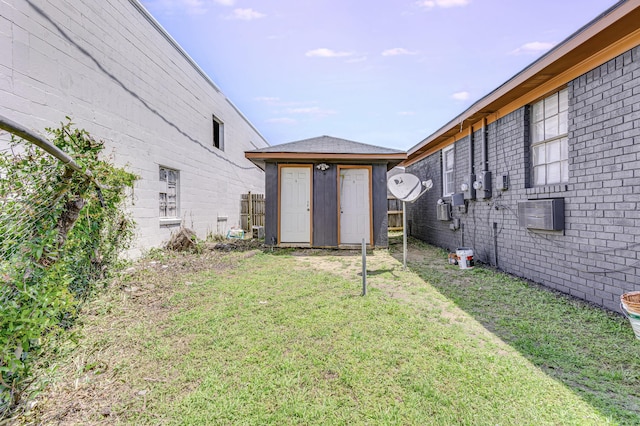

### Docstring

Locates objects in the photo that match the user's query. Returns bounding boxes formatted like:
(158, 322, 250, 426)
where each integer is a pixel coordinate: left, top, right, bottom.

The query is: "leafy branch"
(0, 119, 137, 417)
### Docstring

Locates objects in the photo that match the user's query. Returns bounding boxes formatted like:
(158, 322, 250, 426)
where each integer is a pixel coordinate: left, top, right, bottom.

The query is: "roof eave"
(404, 0, 640, 166)
(244, 152, 407, 171)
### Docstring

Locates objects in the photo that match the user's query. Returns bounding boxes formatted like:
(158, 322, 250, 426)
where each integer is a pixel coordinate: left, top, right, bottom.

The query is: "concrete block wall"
(0, 0, 268, 255)
(408, 45, 640, 312)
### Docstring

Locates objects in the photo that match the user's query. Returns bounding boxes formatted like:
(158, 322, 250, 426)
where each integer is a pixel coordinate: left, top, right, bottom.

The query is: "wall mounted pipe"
(464, 127, 476, 200)
(469, 126, 475, 173)
(481, 117, 488, 172)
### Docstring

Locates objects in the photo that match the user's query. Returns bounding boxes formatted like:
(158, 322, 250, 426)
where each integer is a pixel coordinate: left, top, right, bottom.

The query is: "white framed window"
(213, 115, 224, 150)
(159, 166, 179, 221)
(531, 88, 568, 185)
(442, 145, 455, 196)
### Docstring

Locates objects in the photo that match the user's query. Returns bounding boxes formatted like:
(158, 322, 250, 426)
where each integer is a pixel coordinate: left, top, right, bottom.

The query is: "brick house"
(403, 0, 640, 312)
(0, 0, 268, 255)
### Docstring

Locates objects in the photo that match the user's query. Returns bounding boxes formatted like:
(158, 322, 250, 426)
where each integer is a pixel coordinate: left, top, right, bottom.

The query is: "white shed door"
(280, 167, 311, 243)
(340, 168, 370, 244)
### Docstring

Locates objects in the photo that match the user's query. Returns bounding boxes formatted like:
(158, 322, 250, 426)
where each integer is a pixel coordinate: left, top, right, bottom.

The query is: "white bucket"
(621, 303, 640, 340)
(456, 247, 474, 270)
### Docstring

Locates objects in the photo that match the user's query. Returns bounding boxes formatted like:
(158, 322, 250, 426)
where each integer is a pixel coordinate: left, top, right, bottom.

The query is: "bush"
(0, 120, 136, 416)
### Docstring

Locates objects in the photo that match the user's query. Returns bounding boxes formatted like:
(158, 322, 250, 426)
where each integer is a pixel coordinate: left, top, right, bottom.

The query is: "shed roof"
(245, 135, 407, 170)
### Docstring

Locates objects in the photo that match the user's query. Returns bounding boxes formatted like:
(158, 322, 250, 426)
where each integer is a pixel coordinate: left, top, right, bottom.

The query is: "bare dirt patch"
(288, 242, 463, 320)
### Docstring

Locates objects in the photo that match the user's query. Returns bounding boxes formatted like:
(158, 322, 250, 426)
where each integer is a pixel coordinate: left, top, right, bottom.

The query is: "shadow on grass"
(388, 234, 640, 424)
(359, 268, 397, 277)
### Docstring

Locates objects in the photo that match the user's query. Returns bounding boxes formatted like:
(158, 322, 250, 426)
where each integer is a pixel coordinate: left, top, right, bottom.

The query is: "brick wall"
(0, 0, 268, 255)
(408, 45, 640, 312)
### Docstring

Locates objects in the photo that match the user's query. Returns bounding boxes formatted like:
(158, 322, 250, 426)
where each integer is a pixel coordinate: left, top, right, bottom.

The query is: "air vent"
(518, 199, 564, 231)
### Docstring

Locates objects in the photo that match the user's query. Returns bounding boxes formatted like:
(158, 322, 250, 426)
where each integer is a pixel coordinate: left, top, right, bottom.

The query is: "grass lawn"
(26, 237, 640, 425)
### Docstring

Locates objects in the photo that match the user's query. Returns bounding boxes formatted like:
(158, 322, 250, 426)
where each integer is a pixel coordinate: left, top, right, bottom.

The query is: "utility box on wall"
(477, 171, 492, 199)
(463, 174, 476, 200)
(518, 199, 564, 231)
(451, 193, 465, 206)
(437, 203, 451, 221)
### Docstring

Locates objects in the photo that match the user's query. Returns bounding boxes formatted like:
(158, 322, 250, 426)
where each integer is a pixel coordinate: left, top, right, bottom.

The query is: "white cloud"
(184, 0, 207, 14)
(266, 117, 297, 124)
(305, 48, 353, 58)
(382, 48, 418, 57)
(285, 107, 337, 117)
(510, 41, 556, 55)
(142, 0, 235, 15)
(256, 98, 335, 118)
(227, 8, 266, 20)
(255, 96, 281, 103)
(416, 0, 470, 9)
(452, 91, 470, 101)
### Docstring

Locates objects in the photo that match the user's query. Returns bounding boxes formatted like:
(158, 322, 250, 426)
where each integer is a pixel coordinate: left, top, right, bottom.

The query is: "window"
(159, 166, 179, 219)
(531, 89, 568, 185)
(213, 115, 224, 150)
(442, 145, 455, 196)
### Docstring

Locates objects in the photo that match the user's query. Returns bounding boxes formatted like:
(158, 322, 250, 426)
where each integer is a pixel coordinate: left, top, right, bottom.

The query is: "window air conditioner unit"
(518, 199, 564, 231)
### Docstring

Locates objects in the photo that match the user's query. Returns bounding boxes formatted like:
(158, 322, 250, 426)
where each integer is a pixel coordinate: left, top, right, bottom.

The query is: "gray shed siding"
(264, 162, 278, 246)
(372, 163, 389, 247)
(263, 161, 390, 248)
(313, 167, 339, 247)
(407, 45, 640, 312)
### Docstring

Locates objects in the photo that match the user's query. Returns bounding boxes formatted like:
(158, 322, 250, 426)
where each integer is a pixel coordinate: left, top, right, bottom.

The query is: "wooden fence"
(241, 194, 399, 232)
(388, 197, 403, 231)
(240, 192, 265, 232)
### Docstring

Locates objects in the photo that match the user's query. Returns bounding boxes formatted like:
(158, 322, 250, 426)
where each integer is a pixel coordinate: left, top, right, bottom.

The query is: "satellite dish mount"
(387, 173, 433, 269)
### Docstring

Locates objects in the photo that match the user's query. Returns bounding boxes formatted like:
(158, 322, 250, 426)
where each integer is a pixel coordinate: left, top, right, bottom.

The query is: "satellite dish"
(388, 173, 433, 270)
(387, 173, 424, 202)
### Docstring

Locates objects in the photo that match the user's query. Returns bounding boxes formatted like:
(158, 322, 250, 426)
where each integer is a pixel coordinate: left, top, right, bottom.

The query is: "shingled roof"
(245, 135, 407, 170)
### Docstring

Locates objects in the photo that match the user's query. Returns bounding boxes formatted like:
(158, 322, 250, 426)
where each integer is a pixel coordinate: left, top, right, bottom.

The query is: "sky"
(139, 0, 620, 151)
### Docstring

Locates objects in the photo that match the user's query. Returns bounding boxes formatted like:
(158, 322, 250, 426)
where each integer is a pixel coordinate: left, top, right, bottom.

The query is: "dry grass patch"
(24, 249, 254, 425)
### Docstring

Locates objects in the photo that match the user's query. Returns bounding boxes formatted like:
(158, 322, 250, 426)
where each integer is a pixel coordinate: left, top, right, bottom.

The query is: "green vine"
(0, 119, 137, 416)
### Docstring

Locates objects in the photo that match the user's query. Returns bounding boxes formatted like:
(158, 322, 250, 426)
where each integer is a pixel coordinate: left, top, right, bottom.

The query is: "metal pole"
(361, 238, 367, 296)
(0, 114, 87, 176)
(403, 201, 407, 269)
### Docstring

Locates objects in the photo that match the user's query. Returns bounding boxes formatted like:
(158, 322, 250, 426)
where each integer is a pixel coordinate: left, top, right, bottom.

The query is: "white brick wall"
(0, 0, 268, 255)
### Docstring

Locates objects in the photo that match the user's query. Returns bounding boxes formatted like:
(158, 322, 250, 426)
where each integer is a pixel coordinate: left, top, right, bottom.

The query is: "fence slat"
(388, 197, 403, 230)
(240, 193, 265, 231)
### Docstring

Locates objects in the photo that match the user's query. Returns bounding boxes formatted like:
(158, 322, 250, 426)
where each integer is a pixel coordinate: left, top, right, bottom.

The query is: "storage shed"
(245, 136, 406, 248)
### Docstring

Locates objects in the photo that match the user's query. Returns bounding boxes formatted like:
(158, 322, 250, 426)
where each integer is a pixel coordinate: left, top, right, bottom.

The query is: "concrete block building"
(404, 0, 640, 312)
(0, 0, 268, 254)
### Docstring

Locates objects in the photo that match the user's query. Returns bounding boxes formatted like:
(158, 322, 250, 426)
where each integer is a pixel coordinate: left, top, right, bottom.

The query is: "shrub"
(0, 120, 136, 416)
